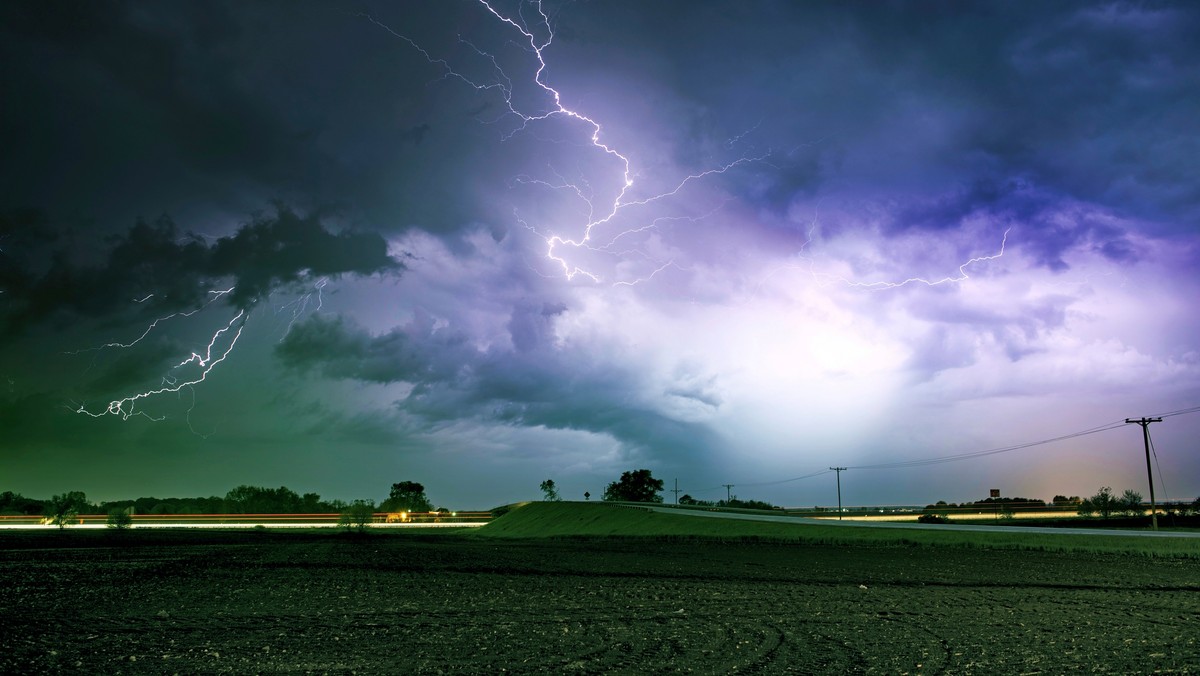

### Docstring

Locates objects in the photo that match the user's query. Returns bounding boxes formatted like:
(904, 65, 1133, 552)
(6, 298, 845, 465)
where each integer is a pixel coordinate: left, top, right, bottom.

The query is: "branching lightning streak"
(74, 310, 246, 421)
(68, 288, 234, 354)
(277, 277, 327, 339)
(368, 0, 763, 284)
(760, 225, 1011, 294)
(840, 228, 1011, 291)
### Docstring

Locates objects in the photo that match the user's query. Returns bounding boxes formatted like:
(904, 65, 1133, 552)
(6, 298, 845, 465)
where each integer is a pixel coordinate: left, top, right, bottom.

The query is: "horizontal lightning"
(840, 227, 1011, 291)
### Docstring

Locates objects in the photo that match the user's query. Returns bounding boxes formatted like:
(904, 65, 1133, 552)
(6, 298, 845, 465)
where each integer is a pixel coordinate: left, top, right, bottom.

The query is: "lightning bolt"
(73, 309, 246, 421)
(757, 216, 1011, 294)
(68, 288, 234, 354)
(366, 0, 765, 285)
(276, 276, 327, 339)
(836, 227, 1011, 291)
(376, 3, 1018, 296)
(68, 269, 338, 424)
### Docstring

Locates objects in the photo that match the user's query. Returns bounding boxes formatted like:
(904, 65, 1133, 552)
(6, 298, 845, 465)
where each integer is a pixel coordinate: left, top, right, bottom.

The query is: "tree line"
(1, 481, 441, 528)
(924, 487, 1200, 519)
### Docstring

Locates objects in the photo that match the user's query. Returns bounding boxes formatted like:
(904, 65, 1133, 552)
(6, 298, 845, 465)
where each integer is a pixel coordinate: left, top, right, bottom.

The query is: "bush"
(106, 508, 133, 530)
(918, 513, 950, 524)
(339, 500, 375, 531)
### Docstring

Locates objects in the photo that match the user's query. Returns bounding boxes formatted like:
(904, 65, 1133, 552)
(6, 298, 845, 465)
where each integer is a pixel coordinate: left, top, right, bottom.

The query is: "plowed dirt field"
(1, 530, 1196, 673)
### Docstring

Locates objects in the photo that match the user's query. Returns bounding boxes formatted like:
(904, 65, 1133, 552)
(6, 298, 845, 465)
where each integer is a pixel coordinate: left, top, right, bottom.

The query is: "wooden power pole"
(1125, 417, 1162, 530)
(830, 467, 847, 520)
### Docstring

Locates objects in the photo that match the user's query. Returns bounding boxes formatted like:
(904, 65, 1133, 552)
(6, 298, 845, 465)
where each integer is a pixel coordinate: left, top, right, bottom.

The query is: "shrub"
(106, 508, 133, 530)
(339, 500, 375, 531)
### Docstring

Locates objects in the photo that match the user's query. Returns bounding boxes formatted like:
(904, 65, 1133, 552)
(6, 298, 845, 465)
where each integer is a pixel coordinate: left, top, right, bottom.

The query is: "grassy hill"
(476, 501, 1200, 558)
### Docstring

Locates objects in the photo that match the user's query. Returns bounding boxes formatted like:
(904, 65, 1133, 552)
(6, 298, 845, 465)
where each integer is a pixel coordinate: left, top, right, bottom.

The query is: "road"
(644, 505, 1200, 538)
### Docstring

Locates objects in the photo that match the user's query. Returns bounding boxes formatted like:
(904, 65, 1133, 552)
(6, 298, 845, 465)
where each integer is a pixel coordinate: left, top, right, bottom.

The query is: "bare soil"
(1, 529, 1196, 673)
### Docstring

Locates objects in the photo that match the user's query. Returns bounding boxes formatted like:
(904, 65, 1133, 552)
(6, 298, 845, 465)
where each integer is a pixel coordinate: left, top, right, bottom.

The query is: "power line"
(844, 405, 1200, 473)
(685, 405, 1200, 498)
(846, 420, 1130, 470)
(693, 470, 832, 495)
(1151, 405, 1200, 419)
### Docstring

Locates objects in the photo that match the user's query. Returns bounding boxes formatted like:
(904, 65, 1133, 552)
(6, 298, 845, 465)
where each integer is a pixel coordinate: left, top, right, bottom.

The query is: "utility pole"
(830, 467, 847, 520)
(722, 484, 734, 502)
(671, 478, 682, 505)
(1125, 417, 1162, 531)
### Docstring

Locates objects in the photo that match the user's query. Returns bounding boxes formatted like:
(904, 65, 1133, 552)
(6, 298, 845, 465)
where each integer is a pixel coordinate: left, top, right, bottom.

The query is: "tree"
(223, 485, 304, 514)
(539, 479, 561, 501)
(720, 497, 776, 510)
(0, 491, 44, 515)
(380, 481, 433, 513)
(338, 500, 375, 531)
(1079, 486, 1118, 518)
(1118, 489, 1144, 517)
(44, 491, 89, 529)
(602, 469, 664, 503)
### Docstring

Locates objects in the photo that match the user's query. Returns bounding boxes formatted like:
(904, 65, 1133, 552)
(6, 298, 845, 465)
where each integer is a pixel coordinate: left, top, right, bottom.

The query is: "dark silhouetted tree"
(223, 485, 305, 513)
(381, 481, 433, 513)
(0, 491, 44, 515)
(1079, 486, 1118, 518)
(1118, 489, 1144, 516)
(602, 469, 664, 503)
(45, 491, 89, 528)
(539, 479, 561, 501)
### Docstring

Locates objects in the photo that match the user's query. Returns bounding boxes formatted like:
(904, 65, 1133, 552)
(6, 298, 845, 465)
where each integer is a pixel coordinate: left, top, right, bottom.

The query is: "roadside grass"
(476, 501, 1200, 558)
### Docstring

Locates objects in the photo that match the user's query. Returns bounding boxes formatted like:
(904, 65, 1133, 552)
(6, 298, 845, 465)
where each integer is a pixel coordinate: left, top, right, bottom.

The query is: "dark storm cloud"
(208, 208, 402, 308)
(1, 207, 402, 331)
(889, 178, 1140, 271)
(276, 308, 722, 458)
(82, 337, 185, 395)
(0, 0, 549, 235)
(0, 1, 304, 219)
(588, 1, 1200, 241)
(0, 210, 56, 296)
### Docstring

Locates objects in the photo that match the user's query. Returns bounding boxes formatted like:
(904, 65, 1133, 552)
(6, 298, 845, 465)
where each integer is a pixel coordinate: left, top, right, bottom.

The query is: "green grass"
(476, 501, 1200, 558)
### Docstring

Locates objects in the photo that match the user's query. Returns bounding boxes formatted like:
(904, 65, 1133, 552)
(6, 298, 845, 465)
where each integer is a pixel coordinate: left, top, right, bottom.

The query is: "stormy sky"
(2, 0, 1198, 509)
